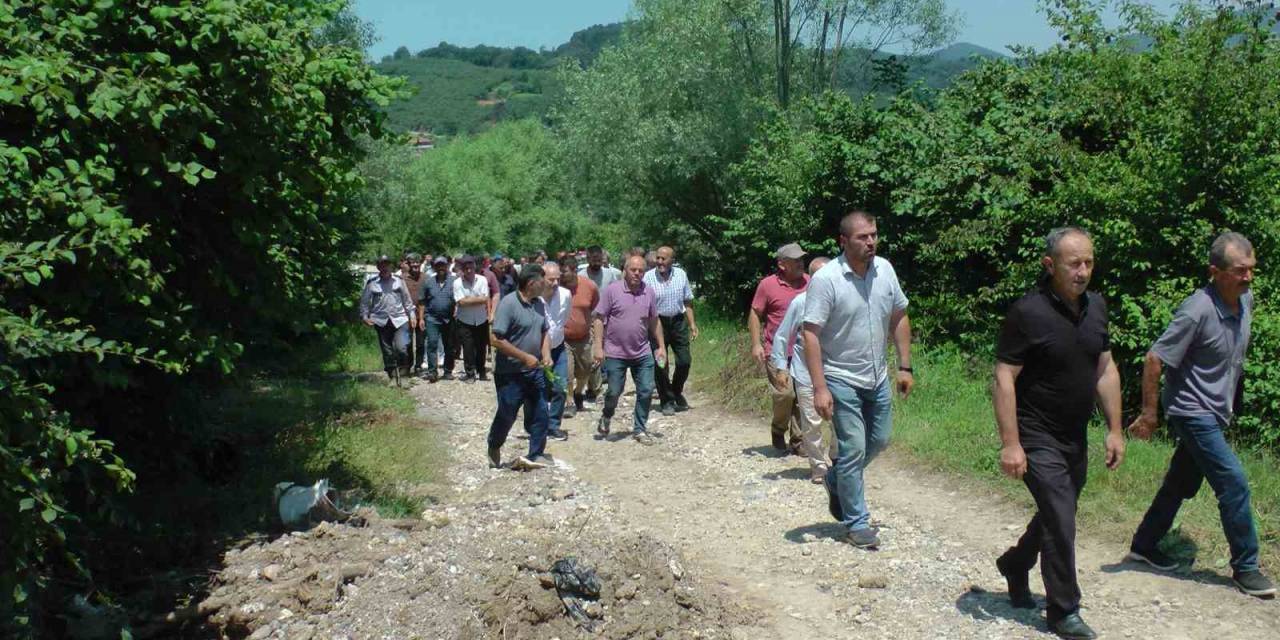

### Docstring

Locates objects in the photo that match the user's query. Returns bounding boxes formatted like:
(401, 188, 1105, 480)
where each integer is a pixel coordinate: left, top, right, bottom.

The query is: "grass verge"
(692, 309, 1279, 575)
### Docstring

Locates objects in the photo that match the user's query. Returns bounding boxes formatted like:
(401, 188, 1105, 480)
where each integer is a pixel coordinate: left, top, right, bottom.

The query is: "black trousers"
(408, 324, 426, 370)
(999, 432, 1087, 623)
(374, 321, 409, 376)
(654, 313, 692, 404)
(458, 321, 489, 377)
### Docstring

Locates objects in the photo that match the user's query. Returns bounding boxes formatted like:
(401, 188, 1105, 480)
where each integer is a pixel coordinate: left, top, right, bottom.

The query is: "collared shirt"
(492, 291, 548, 374)
(996, 284, 1110, 439)
(421, 273, 456, 323)
(359, 274, 415, 329)
(541, 286, 572, 349)
(452, 275, 490, 326)
(579, 265, 622, 290)
(399, 269, 425, 305)
(752, 272, 810, 346)
(643, 266, 693, 317)
(802, 255, 908, 390)
(593, 280, 657, 360)
(771, 291, 812, 388)
(482, 268, 500, 300)
(1153, 286, 1252, 427)
(563, 278, 599, 342)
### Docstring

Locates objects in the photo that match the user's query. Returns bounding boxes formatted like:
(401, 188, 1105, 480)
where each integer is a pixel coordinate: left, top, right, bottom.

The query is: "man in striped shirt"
(644, 246, 699, 417)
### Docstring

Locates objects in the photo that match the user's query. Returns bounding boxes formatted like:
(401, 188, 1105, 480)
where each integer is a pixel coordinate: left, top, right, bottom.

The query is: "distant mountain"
(375, 21, 1006, 135)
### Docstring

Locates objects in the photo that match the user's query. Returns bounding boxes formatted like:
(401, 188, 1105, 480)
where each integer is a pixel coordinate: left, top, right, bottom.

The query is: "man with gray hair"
(770, 256, 830, 483)
(992, 226, 1125, 640)
(1127, 232, 1273, 598)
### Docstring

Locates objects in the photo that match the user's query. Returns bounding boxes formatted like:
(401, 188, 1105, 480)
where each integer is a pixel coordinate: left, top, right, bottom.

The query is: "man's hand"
(1127, 411, 1159, 441)
(1105, 430, 1126, 470)
(896, 370, 914, 399)
(689, 324, 699, 340)
(593, 349, 604, 368)
(363, 318, 375, 327)
(540, 356, 553, 368)
(1000, 444, 1027, 479)
(655, 349, 667, 369)
(521, 353, 540, 370)
(814, 386, 834, 420)
(418, 317, 425, 330)
(751, 342, 766, 366)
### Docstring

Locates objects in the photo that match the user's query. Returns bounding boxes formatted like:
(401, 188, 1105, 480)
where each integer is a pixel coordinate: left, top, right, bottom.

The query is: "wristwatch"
(898, 366, 914, 373)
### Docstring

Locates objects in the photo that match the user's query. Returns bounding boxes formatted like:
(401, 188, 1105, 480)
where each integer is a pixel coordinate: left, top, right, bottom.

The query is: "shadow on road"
(762, 467, 812, 482)
(955, 587, 1045, 633)
(741, 445, 790, 459)
(783, 521, 847, 543)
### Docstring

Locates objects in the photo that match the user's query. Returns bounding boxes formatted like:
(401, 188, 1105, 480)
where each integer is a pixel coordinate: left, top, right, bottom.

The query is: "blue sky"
(355, 0, 1182, 60)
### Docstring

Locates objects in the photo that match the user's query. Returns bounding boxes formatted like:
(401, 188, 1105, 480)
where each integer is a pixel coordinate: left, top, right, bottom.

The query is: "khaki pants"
(766, 362, 802, 445)
(794, 382, 837, 479)
(567, 337, 595, 397)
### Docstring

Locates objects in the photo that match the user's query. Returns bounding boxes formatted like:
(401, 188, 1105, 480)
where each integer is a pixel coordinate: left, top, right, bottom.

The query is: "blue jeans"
(487, 370, 549, 459)
(1131, 414, 1260, 572)
(602, 355, 655, 433)
(546, 344, 569, 433)
(823, 377, 893, 532)
(424, 319, 457, 374)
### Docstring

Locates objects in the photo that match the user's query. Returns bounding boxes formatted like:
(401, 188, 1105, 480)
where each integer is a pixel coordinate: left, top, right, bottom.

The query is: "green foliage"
(727, 1, 1280, 444)
(359, 120, 613, 258)
(0, 0, 397, 629)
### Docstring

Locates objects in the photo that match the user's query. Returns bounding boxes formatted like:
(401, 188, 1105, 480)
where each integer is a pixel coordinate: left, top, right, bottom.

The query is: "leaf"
(13, 584, 26, 604)
(41, 508, 57, 523)
(18, 498, 34, 511)
(23, 271, 41, 286)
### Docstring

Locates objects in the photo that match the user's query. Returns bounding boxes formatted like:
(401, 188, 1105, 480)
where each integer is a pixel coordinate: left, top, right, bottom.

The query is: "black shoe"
(584, 390, 598, 404)
(771, 430, 788, 452)
(477, 372, 489, 382)
(487, 446, 501, 468)
(661, 402, 676, 417)
(596, 416, 610, 436)
(1233, 570, 1277, 598)
(441, 371, 455, 381)
(1050, 613, 1097, 640)
(562, 404, 577, 419)
(996, 552, 1036, 609)
(844, 528, 880, 549)
(674, 394, 690, 412)
(548, 429, 569, 441)
(573, 393, 585, 411)
(461, 373, 476, 384)
(426, 371, 439, 383)
(822, 472, 843, 522)
(1126, 546, 1179, 572)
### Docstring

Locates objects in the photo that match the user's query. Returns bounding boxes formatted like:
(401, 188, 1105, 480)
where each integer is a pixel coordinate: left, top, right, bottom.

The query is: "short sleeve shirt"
(593, 280, 657, 360)
(771, 292, 813, 388)
(752, 273, 810, 345)
(1152, 287, 1252, 427)
(580, 265, 622, 290)
(643, 266, 693, 317)
(564, 278, 599, 342)
(492, 292, 548, 374)
(996, 285, 1110, 439)
(802, 256, 908, 390)
(452, 275, 490, 326)
(421, 273, 456, 323)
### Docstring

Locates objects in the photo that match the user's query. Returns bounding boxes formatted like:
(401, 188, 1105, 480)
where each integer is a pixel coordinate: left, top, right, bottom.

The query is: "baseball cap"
(776, 243, 807, 260)
(432, 256, 448, 266)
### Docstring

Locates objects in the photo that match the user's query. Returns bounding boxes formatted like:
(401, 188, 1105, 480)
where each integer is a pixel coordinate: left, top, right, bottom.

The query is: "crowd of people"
(359, 213, 1272, 639)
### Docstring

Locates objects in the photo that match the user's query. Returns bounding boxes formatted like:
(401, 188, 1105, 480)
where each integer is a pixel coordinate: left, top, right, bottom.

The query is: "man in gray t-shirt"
(487, 264, 554, 472)
(1128, 232, 1273, 598)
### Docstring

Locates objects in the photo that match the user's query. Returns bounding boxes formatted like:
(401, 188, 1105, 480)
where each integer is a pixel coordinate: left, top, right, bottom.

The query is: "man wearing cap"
(359, 255, 417, 382)
(421, 255, 458, 382)
(593, 255, 667, 445)
(453, 256, 491, 382)
(749, 243, 811, 452)
(644, 246, 698, 417)
(401, 253, 428, 376)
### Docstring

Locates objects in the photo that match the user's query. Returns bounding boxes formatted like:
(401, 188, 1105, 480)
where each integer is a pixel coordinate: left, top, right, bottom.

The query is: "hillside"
(375, 23, 1007, 135)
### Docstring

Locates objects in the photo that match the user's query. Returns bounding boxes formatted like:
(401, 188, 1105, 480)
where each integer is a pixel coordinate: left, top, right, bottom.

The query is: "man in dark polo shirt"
(1126, 232, 1273, 598)
(487, 264, 553, 471)
(992, 227, 1126, 640)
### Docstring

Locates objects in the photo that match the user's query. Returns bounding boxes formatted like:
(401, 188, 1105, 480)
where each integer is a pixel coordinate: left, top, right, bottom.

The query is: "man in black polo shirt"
(992, 227, 1126, 640)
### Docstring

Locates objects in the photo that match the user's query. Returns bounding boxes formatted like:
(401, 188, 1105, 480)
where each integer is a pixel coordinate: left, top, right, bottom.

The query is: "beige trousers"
(766, 362, 802, 445)
(794, 382, 837, 479)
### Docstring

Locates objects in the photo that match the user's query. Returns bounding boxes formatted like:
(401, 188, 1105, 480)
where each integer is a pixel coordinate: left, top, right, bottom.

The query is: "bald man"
(644, 246, 698, 416)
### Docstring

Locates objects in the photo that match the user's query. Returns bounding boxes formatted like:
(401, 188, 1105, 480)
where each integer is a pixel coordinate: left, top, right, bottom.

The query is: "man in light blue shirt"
(802, 211, 913, 549)
(771, 258, 833, 484)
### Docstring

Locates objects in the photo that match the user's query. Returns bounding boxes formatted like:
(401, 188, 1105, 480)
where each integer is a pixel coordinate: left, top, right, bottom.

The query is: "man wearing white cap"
(748, 242, 810, 452)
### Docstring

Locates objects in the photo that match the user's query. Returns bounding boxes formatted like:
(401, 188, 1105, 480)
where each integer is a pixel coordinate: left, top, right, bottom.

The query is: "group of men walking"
(749, 213, 1271, 639)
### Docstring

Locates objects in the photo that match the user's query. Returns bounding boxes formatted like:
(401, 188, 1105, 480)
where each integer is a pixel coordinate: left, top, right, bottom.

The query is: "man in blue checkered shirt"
(644, 246, 699, 416)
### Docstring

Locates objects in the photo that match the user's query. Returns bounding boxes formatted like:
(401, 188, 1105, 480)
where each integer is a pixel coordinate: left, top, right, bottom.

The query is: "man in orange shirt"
(559, 255, 600, 419)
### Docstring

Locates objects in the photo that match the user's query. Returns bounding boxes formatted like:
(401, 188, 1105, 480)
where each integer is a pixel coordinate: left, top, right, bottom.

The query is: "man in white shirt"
(540, 262, 573, 439)
(452, 256, 491, 382)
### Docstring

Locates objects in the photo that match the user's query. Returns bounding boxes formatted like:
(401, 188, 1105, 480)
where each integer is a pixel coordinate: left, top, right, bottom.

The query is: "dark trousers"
(458, 321, 489, 377)
(373, 321, 409, 376)
(408, 324, 426, 370)
(488, 370, 548, 459)
(999, 433, 1087, 623)
(654, 313, 692, 404)
(425, 319, 458, 375)
(1131, 414, 1260, 572)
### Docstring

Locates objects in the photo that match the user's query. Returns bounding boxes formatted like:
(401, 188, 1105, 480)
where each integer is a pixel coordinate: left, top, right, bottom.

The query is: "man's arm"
(358, 281, 374, 325)
(770, 302, 801, 371)
(1096, 350, 1125, 470)
(747, 309, 766, 364)
(398, 282, 416, 327)
(802, 323, 831, 418)
(592, 316, 606, 366)
(1127, 351, 1164, 439)
(684, 303, 698, 340)
(890, 308, 913, 398)
(649, 315, 667, 364)
(540, 331, 552, 367)
(993, 362, 1026, 479)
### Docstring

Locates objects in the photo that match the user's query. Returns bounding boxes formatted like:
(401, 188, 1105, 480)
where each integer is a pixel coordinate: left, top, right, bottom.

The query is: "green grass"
(692, 307, 1279, 575)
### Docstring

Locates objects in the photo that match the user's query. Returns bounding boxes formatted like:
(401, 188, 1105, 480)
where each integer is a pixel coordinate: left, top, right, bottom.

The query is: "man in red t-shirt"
(748, 243, 810, 452)
(559, 255, 600, 418)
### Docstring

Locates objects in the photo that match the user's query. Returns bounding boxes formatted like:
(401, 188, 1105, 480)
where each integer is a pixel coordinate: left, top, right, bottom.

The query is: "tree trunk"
(829, 4, 847, 90)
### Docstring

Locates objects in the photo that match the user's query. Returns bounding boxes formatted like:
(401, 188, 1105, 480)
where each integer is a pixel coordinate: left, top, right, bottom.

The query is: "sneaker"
(562, 404, 577, 420)
(996, 552, 1036, 609)
(634, 431, 656, 446)
(511, 456, 547, 471)
(487, 446, 502, 469)
(674, 394, 690, 412)
(771, 430, 788, 452)
(548, 429, 569, 441)
(1126, 546, 1179, 572)
(844, 528, 880, 549)
(596, 416, 610, 436)
(822, 472, 843, 522)
(1050, 613, 1097, 640)
(661, 402, 676, 417)
(1233, 570, 1277, 598)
